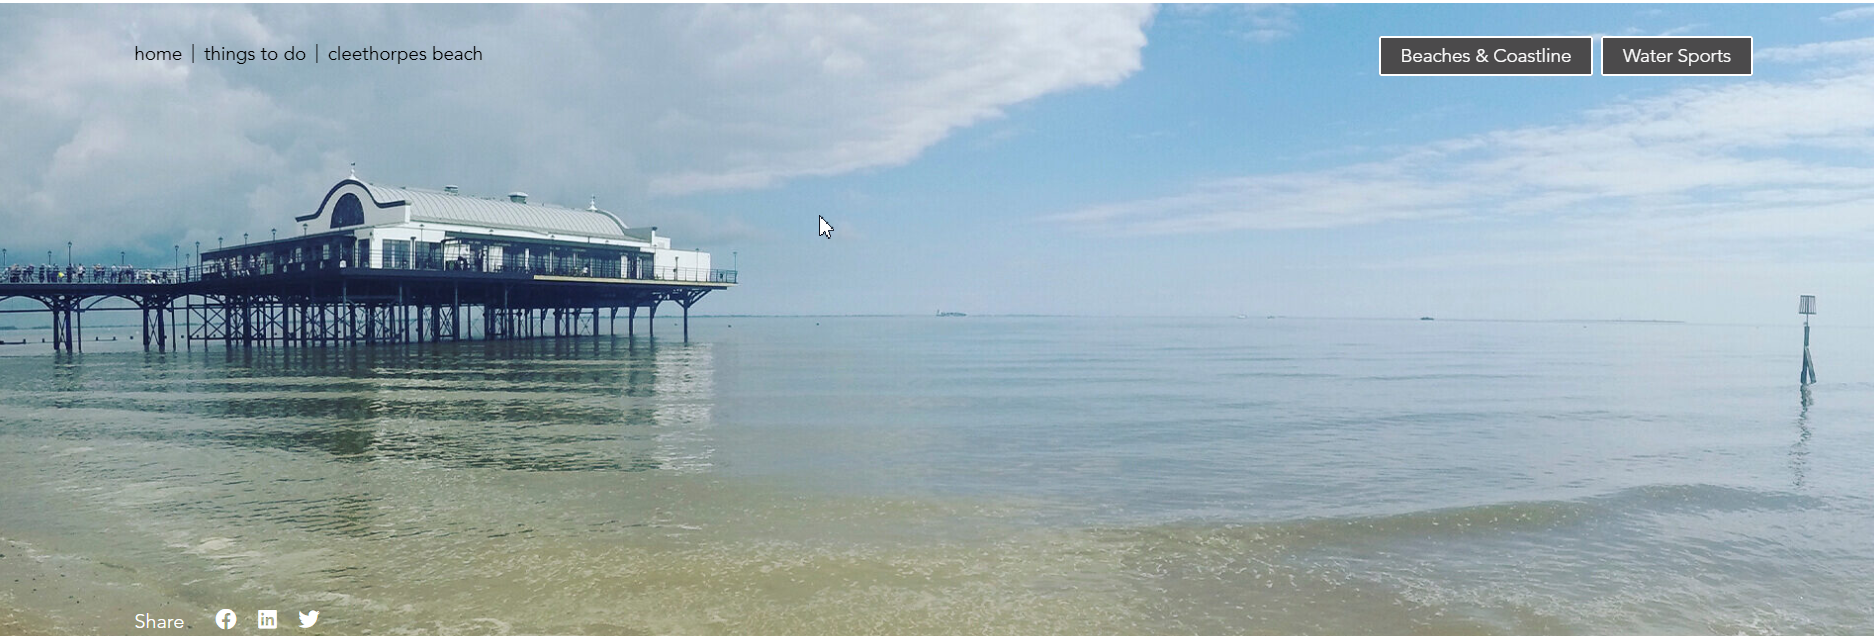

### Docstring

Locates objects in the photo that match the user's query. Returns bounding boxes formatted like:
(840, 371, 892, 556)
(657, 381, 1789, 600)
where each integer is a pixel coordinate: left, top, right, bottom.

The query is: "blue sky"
(687, 4, 1874, 321)
(5, 5, 1874, 322)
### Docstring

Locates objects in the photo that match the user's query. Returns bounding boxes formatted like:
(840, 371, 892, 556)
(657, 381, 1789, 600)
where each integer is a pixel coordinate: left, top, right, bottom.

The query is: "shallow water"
(0, 317, 1869, 635)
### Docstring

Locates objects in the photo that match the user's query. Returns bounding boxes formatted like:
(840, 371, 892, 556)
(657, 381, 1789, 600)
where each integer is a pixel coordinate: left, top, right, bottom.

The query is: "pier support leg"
(673, 291, 707, 344)
(48, 307, 61, 352)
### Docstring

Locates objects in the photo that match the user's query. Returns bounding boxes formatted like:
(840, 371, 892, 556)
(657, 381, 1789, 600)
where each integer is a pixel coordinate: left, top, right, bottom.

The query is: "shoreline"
(0, 537, 73, 636)
(0, 535, 207, 636)
(0, 607, 59, 636)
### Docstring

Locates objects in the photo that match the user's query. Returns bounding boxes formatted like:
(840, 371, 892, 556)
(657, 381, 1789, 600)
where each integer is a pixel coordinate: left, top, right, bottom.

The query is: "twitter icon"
(298, 611, 319, 628)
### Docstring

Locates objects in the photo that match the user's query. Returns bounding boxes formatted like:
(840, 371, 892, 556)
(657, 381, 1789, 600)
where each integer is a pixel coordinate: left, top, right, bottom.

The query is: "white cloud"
(1823, 5, 1874, 22)
(1050, 37, 1874, 266)
(0, 5, 1154, 253)
(1233, 5, 1300, 44)
(0, 6, 316, 253)
(1166, 4, 1298, 44)
(1758, 37, 1874, 64)
(634, 4, 1154, 195)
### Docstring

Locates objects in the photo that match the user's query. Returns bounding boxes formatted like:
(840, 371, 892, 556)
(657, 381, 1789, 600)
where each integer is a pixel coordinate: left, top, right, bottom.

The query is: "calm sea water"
(0, 317, 1870, 635)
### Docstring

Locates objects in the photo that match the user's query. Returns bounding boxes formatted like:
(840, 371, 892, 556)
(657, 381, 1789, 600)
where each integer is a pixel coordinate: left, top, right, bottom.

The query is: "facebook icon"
(214, 609, 236, 630)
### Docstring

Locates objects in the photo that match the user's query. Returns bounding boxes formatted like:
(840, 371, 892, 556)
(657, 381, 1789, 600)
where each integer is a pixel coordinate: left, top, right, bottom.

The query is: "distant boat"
(937, 311, 966, 317)
(1233, 314, 1248, 319)
(1420, 316, 1435, 321)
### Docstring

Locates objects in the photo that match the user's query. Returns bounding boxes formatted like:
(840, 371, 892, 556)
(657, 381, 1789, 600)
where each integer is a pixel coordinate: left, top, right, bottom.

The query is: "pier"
(0, 257, 732, 352)
(0, 177, 734, 352)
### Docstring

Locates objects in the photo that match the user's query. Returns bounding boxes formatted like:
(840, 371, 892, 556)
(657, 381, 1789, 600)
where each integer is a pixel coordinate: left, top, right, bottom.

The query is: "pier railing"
(5, 252, 736, 288)
(195, 245, 737, 284)
(3, 264, 200, 285)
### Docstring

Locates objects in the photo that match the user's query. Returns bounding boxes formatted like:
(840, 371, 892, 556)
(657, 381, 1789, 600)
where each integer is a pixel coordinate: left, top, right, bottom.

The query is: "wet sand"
(0, 535, 209, 636)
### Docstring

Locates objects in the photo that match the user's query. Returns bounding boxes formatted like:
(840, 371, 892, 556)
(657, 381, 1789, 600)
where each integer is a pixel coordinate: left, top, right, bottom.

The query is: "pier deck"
(0, 260, 735, 352)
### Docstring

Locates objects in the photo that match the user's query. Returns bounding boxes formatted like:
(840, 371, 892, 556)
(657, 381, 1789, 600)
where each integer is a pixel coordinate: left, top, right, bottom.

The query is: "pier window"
(331, 193, 365, 228)
(385, 240, 410, 269)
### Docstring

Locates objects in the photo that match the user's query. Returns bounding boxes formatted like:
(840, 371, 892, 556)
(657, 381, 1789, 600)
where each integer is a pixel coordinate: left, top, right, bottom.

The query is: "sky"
(4, 4, 1874, 323)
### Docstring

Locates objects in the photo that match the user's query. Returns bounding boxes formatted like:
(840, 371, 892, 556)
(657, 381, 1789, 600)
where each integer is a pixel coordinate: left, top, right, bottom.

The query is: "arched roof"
(362, 183, 630, 239)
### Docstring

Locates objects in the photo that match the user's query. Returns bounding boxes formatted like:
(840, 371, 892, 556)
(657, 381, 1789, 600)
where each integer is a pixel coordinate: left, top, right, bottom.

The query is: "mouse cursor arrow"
(818, 215, 835, 239)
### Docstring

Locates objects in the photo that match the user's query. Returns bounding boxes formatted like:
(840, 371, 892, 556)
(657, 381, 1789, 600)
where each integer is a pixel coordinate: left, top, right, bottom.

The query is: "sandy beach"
(0, 535, 212, 636)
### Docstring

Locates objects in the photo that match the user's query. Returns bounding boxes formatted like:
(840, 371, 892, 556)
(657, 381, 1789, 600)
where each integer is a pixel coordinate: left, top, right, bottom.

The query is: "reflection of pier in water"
(194, 340, 718, 475)
(13, 339, 725, 562)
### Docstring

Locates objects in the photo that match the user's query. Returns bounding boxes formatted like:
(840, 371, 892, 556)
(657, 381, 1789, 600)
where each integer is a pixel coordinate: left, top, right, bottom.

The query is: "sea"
(0, 316, 1868, 635)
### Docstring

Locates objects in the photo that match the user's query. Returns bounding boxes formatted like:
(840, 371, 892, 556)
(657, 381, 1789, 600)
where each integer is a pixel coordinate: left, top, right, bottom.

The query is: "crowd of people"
(3, 264, 179, 284)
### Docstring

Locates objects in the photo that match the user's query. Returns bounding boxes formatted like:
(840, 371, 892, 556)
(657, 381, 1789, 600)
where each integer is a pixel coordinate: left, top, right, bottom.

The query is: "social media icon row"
(214, 608, 319, 629)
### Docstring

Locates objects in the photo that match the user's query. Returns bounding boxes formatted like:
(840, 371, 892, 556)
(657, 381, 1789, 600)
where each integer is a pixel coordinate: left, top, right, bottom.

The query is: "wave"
(1088, 484, 1839, 635)
(1110, 483, 1820, 550)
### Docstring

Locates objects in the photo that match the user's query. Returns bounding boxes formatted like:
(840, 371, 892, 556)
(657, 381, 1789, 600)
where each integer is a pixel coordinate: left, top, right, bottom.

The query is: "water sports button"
(1601, 36, 1751, 76)
(1380, 36, 1593, 76)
